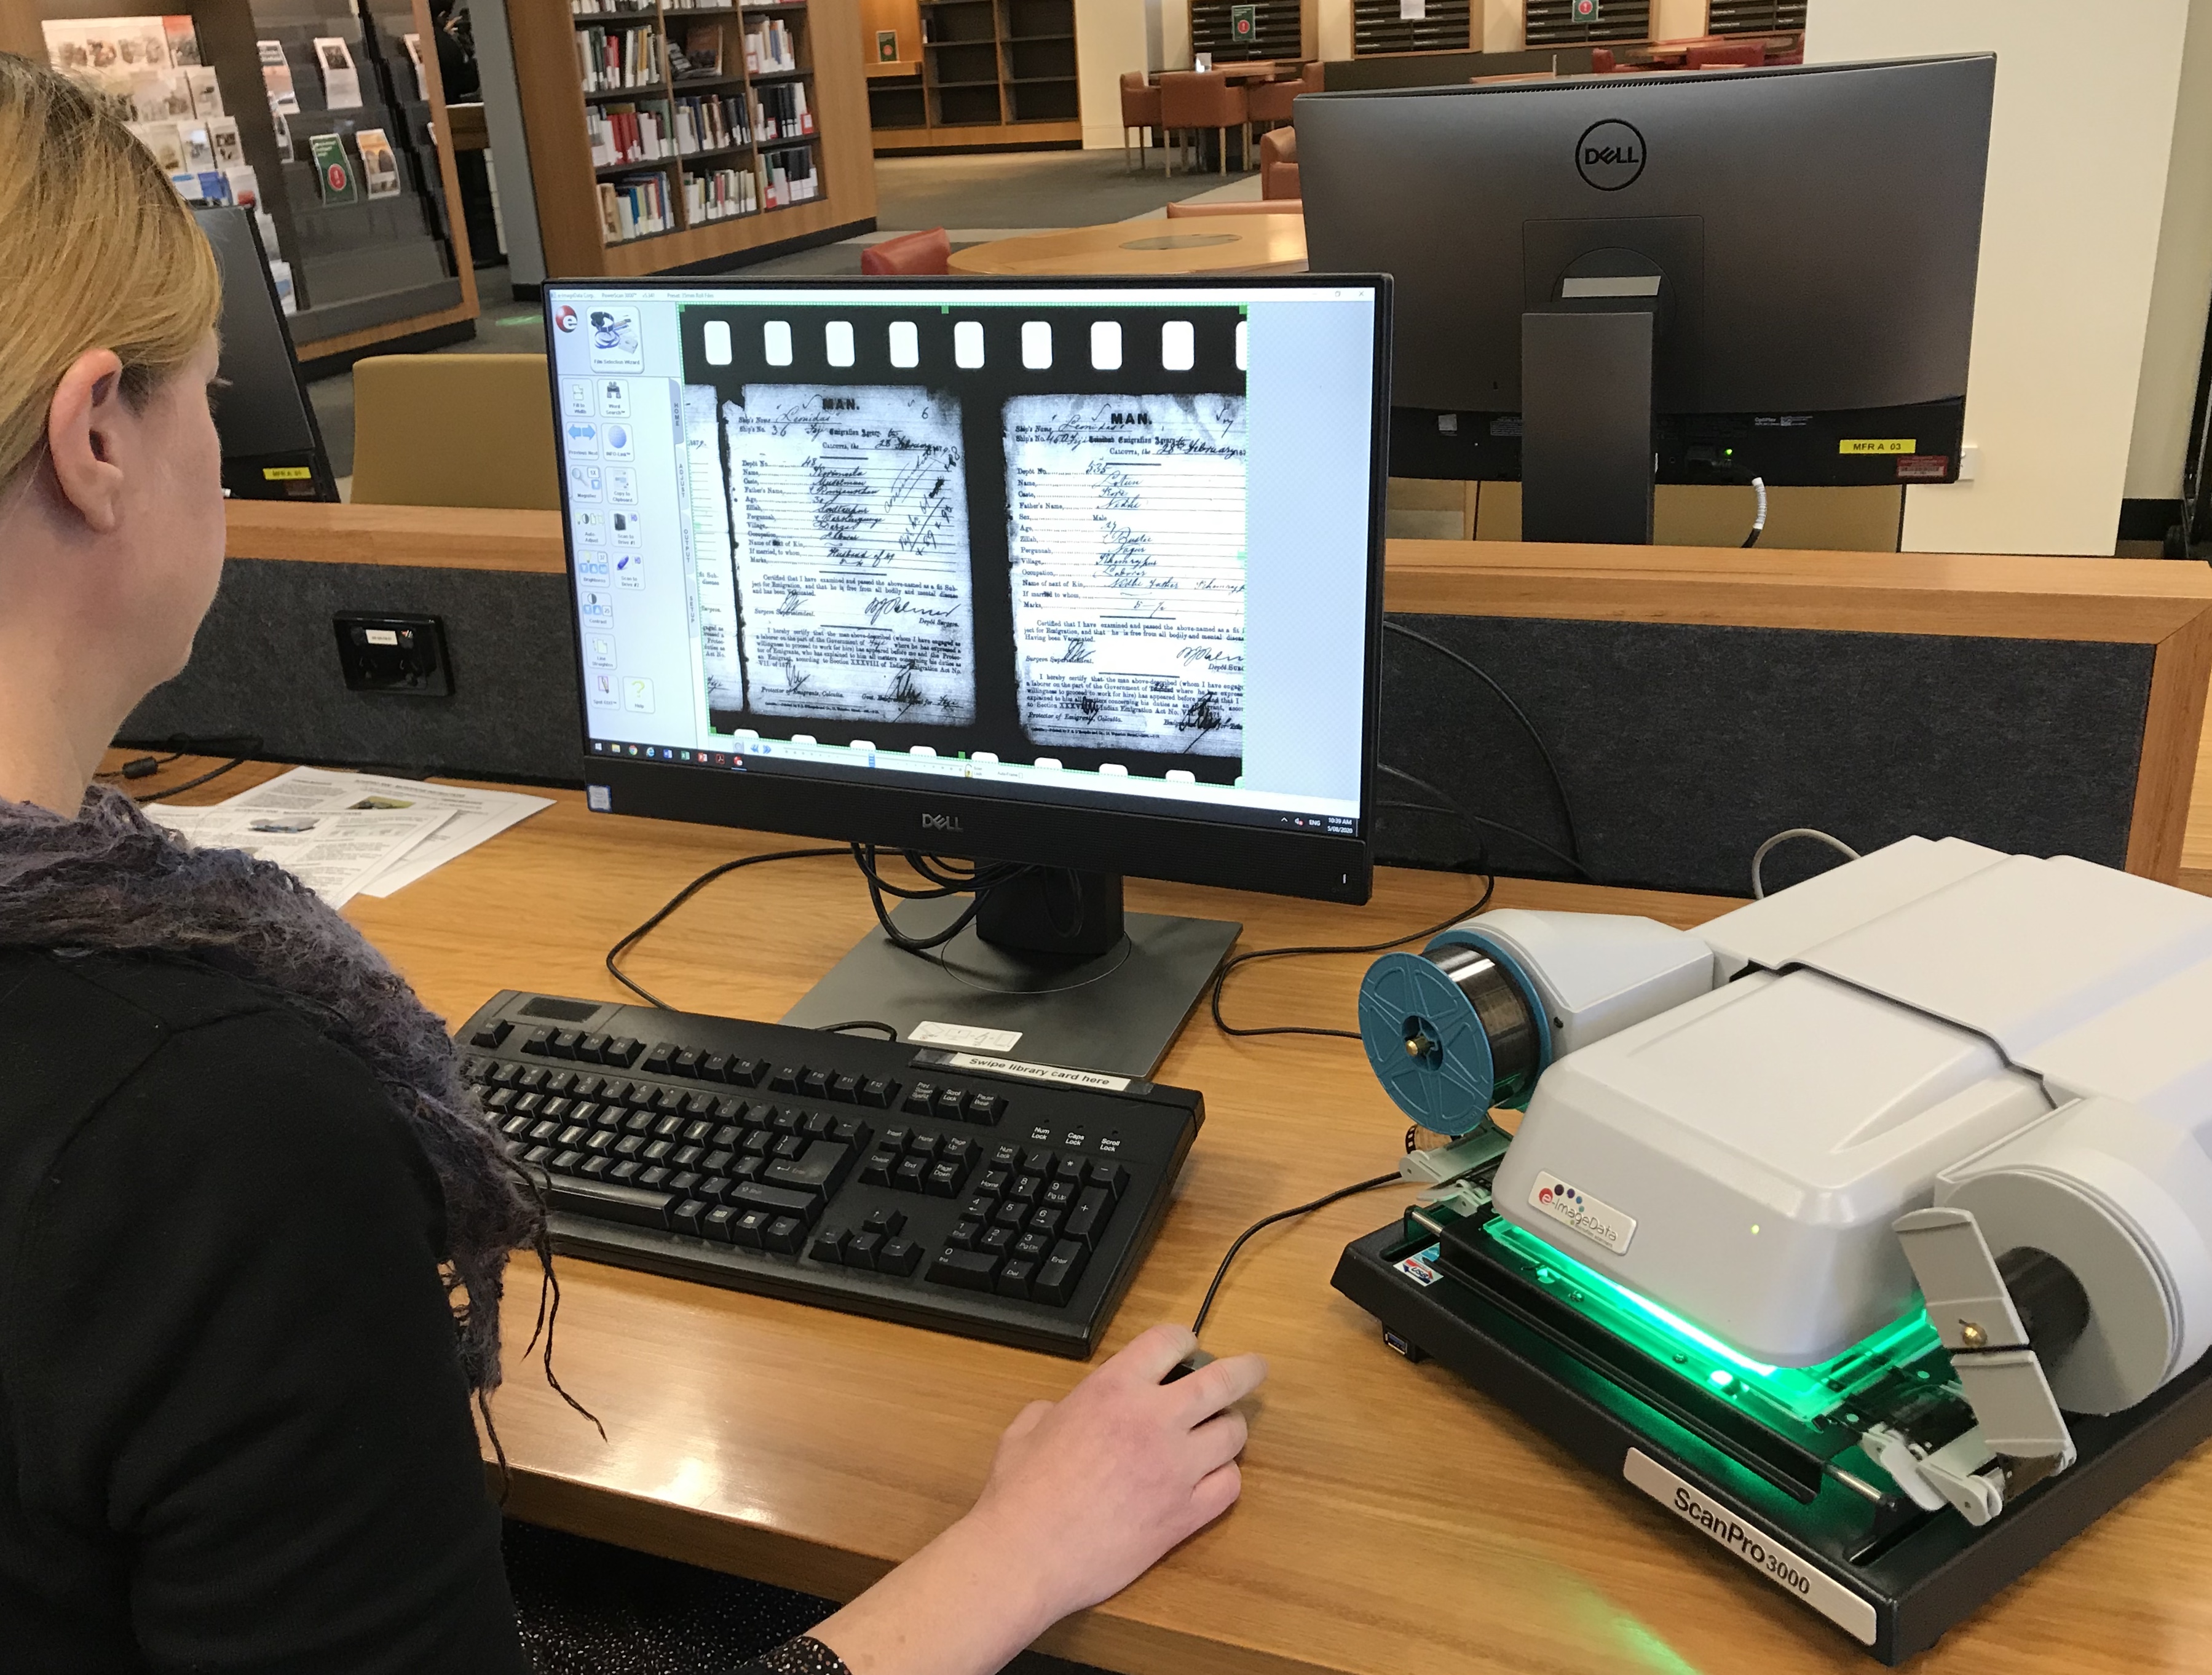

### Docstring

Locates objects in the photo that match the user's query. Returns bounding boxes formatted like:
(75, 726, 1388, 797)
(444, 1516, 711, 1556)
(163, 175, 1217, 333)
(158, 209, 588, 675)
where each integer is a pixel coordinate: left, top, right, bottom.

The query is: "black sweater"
(0, 948, 529, 1673)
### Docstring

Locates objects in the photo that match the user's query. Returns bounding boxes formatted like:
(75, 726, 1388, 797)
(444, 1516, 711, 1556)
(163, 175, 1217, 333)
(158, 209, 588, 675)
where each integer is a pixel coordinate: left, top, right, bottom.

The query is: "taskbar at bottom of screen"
(585, 739, 1363, 840)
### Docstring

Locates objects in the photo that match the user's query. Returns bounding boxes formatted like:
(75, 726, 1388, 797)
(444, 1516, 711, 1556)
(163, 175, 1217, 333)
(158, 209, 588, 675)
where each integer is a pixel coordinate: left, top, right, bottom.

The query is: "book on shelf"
(759, 143, 816, 208)
(751, 79, 810, 141)
(577, 24, 661, 93)
(743, 18, 797, 74)
(571, 0, 655, 12)
(588, 101, 671, 166)
(685, 163, 759, 222)
(673, 91, 749, 154)
(599, 170, 673, 242)
(681, 24, 722, 76)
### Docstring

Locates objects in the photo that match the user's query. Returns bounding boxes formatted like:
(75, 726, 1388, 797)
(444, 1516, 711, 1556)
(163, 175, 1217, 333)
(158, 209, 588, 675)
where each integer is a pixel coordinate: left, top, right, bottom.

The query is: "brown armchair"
(1159, 70, 1249, 176)
(1120, 70, 1162, 172)
(1259, 125, 1298, 201)
(1687, 41, 1765, 68)
(860, 226, 951, 275)
(1243, 60, 1318, 130)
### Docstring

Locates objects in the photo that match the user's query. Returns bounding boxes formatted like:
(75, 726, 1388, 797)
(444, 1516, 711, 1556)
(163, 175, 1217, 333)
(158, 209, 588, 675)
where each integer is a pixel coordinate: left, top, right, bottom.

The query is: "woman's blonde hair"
(0, 52, 221, 493)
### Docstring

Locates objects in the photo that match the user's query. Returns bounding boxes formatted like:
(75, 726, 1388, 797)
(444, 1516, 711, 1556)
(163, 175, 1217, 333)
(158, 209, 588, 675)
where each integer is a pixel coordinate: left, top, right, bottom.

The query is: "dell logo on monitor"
(1576, 119, 1646, 190)
(922, 812, 963, 833)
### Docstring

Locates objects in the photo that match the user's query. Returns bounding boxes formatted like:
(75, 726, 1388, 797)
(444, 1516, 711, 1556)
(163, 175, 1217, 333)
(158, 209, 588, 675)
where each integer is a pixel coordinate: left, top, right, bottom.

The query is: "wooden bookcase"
(1707, 0, 1806, 33)
(506, 0, 875, 278)
(867, 0, 1078, 153)
(1, 0, 479, 362)
(1523, 0, 1650, 45)
(1349, 0, 1471, 57)
(1191, 0, 1300, 63)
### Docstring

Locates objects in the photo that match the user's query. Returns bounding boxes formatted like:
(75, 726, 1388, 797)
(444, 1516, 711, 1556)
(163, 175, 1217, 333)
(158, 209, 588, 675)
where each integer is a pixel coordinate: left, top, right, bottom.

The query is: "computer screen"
(1300, 57, 1993, 499)
(191, 205, 338, 502)
(543, 275, 1389, 908)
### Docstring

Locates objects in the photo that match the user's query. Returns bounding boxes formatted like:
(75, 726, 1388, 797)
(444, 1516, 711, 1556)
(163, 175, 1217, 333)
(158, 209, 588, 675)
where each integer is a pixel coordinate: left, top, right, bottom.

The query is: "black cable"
(1378, 764, 1591, 879)
(1383, 620, 1582, 865)
(1208, 794, 1495, 1042)
(853, 844, 1050, 955)
(130, 756, 249, 804)
(605, 847, 847, 1007)
(1191, 1169, 1408, 1338)
(99, 750, 181, 781)
(817, 1020, 901, 1039)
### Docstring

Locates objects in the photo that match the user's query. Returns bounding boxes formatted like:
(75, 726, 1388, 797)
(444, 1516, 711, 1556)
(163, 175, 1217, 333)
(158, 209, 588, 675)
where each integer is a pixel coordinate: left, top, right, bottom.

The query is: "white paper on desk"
(723, 384, 976, 724)
(146, 804, 448, 908)
(1003, 392, 1247, 757)
(216, 766, 555, 897)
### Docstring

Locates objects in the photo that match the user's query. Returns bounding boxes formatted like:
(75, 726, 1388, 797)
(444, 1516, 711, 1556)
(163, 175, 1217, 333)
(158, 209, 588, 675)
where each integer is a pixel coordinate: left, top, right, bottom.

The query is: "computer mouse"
(1162, 1348, 1214, 1385)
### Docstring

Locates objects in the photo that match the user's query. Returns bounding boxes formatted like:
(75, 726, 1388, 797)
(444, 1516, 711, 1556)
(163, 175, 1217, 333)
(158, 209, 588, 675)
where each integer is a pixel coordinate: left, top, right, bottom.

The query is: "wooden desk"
(947, 215, 1307, 277)
(127, 748, 2212, 1675)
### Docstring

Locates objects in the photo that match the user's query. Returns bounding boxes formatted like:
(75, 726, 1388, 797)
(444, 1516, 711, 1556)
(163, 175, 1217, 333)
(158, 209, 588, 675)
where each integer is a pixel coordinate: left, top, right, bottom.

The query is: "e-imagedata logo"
(553, 304, 579, 333)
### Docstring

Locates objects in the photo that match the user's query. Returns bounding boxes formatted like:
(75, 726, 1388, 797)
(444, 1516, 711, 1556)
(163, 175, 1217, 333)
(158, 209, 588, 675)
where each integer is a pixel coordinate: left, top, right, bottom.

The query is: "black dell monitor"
(542, 274, 1390, 1075)
(1298, 55, 1995, 544)
(191, 205, 339, 502)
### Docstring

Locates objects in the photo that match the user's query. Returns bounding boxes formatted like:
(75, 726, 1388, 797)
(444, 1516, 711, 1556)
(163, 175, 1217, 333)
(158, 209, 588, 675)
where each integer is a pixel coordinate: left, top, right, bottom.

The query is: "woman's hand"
(808, 1323, 1266, 1675)
(966, 1323, 1266, 1620)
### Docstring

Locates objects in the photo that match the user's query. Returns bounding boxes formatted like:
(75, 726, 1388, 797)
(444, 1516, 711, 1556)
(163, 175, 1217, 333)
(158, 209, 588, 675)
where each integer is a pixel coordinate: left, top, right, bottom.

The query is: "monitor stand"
(780, 869, 1241, 1080)
(1520, 306, 1656, 545)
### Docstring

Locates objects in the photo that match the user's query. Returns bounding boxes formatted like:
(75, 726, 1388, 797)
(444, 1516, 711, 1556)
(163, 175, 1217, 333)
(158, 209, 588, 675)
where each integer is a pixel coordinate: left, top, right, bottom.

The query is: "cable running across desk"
(1191, 1166, 1408, 1338)
(1208, 781, 1498, 1041)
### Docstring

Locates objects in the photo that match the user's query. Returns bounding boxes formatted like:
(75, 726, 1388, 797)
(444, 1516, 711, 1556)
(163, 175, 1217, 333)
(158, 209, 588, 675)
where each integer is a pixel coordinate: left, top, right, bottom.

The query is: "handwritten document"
(682, 384, 746, 716)
(1004, 393, 1247, 757)
(724, 384, 975, 724)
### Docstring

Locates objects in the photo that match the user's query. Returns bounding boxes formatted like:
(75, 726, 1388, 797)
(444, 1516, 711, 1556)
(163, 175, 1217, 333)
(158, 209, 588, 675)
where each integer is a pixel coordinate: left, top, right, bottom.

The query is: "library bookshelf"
(863, 0, 1079, 154)
(507, 0, 875, 278)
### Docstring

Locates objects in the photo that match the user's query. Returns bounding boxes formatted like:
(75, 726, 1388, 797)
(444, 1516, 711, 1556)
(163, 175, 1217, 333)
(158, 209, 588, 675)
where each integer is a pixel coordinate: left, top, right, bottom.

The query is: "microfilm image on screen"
(673, 301, 1252, 785)
(548, 280, 1378, 841)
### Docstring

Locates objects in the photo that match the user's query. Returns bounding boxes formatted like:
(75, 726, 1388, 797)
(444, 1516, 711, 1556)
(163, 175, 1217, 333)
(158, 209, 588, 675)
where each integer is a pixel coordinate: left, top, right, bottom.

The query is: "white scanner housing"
(1487, 838, 2212, 1410)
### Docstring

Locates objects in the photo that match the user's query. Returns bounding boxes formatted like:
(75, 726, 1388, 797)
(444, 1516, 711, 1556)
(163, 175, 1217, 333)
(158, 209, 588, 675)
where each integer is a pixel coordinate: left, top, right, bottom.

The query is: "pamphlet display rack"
(2, 0, 479, 363)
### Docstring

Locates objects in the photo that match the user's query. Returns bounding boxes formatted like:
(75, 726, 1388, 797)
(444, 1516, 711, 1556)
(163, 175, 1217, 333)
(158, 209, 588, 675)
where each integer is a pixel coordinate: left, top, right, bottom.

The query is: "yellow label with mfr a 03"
(1838, 439, 1915, 455)
(261, 465, 313, 480)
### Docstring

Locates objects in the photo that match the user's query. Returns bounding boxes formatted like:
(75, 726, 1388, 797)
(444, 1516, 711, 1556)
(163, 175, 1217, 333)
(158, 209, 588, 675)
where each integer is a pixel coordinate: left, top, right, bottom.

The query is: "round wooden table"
(946, 214, 1307, 277)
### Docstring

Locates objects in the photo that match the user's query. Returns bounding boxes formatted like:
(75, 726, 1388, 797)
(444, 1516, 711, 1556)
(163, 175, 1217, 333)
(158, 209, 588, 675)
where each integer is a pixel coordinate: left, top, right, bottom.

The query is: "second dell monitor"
(1301, 55, 1995, 543)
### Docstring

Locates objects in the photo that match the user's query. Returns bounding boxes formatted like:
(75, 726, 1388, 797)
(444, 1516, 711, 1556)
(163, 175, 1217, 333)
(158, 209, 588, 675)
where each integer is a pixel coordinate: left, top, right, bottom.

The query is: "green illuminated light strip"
(1481, 1218, 1942, 1428)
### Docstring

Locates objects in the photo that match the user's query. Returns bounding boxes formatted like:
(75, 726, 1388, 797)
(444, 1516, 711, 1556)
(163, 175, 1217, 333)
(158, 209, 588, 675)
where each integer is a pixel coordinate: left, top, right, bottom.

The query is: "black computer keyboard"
(455, 991, 1203, 1356)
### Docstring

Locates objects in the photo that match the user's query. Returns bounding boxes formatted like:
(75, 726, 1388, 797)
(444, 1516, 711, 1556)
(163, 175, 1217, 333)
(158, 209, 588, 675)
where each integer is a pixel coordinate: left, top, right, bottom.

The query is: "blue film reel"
(1357, 930, 1552, 1135)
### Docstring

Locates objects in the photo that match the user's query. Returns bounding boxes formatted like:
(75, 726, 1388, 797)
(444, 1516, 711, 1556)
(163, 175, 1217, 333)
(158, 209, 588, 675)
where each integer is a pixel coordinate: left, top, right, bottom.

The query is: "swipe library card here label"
(1622, 1451, 1877, 1645)
(1528, 1170, 1635, 1254)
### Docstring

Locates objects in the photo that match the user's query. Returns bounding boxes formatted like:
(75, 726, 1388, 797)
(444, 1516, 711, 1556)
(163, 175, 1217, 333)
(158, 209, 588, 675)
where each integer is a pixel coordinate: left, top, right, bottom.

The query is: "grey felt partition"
(127, 562, 2155, 899)
(1373, 614, 2152, 897)
(123, 559, 587, 788)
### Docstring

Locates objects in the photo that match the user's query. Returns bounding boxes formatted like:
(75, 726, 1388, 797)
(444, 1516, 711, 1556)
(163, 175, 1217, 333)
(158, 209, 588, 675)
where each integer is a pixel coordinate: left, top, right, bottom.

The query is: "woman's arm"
(805, 1323, 1266, 1675)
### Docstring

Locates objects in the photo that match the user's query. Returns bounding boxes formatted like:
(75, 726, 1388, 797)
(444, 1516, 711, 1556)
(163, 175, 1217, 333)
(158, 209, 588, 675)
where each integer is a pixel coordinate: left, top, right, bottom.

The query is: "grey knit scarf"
(0, 784, 540, 1398)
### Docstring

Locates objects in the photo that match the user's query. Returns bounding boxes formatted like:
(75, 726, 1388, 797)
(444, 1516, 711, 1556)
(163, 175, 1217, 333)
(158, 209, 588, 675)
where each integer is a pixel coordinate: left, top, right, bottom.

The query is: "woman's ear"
(45, 349, 129, 534)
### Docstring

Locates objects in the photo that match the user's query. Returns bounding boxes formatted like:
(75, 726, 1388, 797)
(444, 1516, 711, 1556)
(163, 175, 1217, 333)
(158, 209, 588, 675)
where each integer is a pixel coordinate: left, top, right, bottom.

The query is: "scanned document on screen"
(724, 384, 976, 724)
(1004, 392, 1247, 757)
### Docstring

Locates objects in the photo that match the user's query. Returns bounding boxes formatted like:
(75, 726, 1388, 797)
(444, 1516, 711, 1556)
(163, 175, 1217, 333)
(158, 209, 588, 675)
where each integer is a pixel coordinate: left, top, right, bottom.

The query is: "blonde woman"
(0, 55, 1263, 1675)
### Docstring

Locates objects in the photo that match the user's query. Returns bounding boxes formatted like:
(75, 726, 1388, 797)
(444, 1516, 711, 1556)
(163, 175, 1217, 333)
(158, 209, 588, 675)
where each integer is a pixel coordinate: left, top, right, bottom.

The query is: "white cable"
(1741, 475, 1768, 548)
(1750, 827, 1860, 899)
